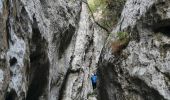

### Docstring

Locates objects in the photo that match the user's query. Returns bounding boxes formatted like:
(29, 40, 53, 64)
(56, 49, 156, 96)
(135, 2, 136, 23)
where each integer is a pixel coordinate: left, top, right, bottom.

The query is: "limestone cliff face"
(98, 0, 170, 100)
(0, 0, 107, 100)
(0, 0, 170, 100)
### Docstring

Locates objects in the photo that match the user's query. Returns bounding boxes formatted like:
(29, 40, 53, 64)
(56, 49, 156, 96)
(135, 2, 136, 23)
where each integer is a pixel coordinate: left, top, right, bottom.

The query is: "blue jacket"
(91, 75, 97, 84)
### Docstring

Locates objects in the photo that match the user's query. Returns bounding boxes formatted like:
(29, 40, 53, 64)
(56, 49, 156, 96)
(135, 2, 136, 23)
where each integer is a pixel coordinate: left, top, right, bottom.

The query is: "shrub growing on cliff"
(117, 31, 128, 40)
(87, 0, 106, 12)
(111, 32, 129, 54)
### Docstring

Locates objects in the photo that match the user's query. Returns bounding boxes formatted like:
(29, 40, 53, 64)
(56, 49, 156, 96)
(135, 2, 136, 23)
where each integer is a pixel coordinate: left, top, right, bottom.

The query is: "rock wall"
(98, 0, 170, 100)
(0, 0, 107, 100)
(1, 0, 170, 100)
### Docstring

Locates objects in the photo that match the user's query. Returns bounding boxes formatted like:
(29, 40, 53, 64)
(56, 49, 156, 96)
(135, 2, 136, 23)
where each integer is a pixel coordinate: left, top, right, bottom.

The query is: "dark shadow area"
(58, 24, 75, 59)
(152, 21, 170, 57)
(97, 53, 166, 100)
(9, 57, 17, 66)
(5, 89, 17, 100)
(129, 77, 165, 100)
(153, 24, 170, 57)
(26, 17, 49, 100)
(153, 26, 170, 37)
(161, 43, 170, 54)
(97, 58, 125, 100)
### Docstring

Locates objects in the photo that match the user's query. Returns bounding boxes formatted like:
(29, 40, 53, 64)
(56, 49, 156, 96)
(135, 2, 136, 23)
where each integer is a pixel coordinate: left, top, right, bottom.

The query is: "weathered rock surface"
(98, 0, 170, 100)
(0, 0, 107, 100)
(1, 0, 170, 100)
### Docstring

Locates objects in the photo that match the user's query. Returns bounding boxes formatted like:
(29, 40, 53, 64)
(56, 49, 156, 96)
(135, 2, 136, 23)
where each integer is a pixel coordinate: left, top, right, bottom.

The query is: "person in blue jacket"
(91, 73, 97, 89)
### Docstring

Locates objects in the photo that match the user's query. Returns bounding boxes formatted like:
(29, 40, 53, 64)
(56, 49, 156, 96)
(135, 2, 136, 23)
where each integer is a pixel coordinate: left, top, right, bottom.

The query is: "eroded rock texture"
(98, 0, 170, 100)
(0, 0, 107, 100)
(1, 0, 170, 100)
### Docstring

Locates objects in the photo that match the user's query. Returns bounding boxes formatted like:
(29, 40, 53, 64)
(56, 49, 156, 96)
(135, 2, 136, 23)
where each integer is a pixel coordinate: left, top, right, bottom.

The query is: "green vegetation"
(87, 0, 126, 31)
(111, 32, 130, 54)
(117, 32, 129, 40)
(87, 0, 106, 12)
(116, 32, 129, 46)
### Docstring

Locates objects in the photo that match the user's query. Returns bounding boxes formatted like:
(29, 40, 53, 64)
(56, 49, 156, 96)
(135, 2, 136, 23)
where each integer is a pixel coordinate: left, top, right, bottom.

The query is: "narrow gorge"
(0, 0, 170, 100)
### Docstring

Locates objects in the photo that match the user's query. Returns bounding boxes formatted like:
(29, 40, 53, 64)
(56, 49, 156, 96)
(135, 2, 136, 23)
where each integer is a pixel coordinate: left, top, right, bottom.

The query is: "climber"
(91, 73, 97, 90)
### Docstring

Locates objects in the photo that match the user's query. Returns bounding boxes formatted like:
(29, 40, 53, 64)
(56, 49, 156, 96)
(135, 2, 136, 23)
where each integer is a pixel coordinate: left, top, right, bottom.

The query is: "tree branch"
(82, 0, 110, 33)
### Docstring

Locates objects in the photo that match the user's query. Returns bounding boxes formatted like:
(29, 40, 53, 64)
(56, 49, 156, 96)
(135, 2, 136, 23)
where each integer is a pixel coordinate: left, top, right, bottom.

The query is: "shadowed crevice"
(5, 89, 17, 100)
(26, 17, 49, 100)
(58, 24, 76, 59)
(97, 54, 166, 100)
(153, 25, 170, 37)
(128, 77, 166, 100)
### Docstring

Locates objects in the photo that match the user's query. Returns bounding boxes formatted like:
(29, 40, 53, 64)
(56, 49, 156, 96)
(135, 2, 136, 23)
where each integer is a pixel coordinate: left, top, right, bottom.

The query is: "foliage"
(117, 32, 128, 40)
(87, 0, 106, 12)
(111, 32, 129, 54)
(87, 0, 126, 31)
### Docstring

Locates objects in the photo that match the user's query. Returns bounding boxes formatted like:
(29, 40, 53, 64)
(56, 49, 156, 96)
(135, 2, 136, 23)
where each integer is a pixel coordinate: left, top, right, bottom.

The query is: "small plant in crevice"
(111, 32, 130, 55)
(117, 31, 128, 40)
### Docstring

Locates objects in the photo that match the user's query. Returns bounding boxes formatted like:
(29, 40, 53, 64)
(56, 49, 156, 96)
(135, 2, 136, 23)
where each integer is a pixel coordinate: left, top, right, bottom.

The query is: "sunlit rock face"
(98, 0, 170, 100)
